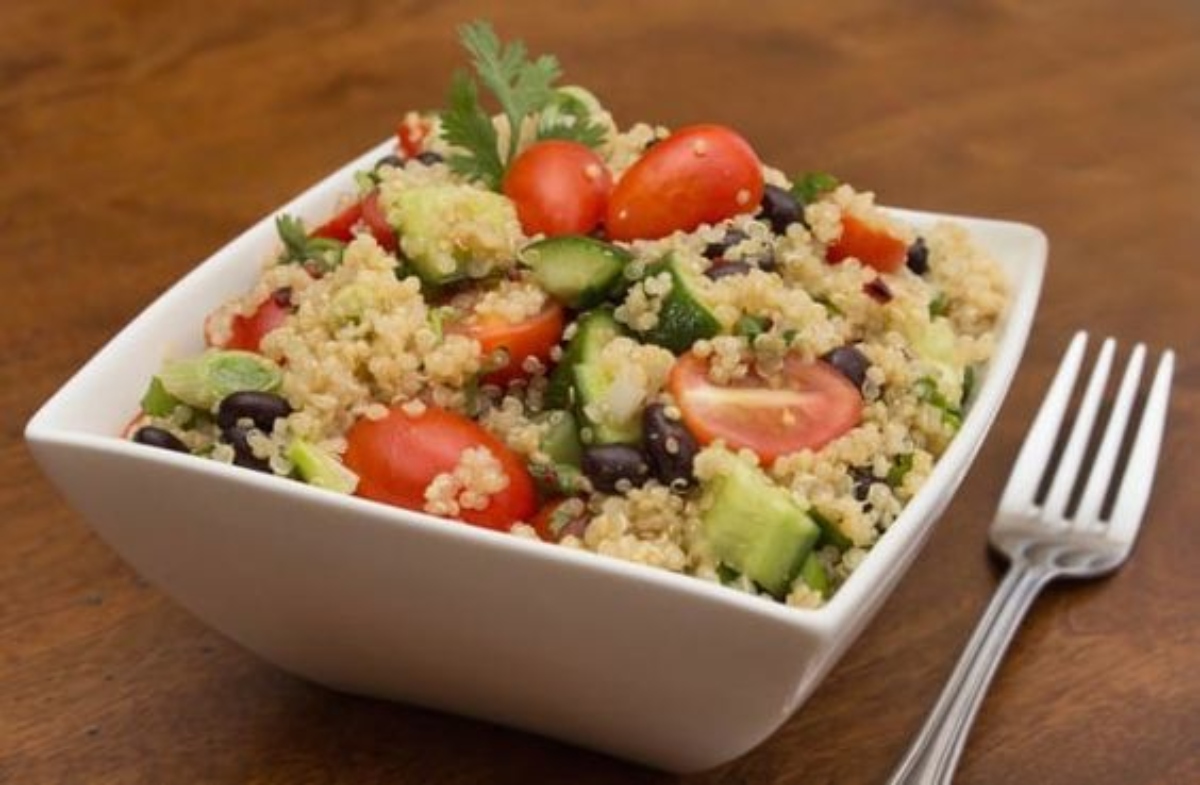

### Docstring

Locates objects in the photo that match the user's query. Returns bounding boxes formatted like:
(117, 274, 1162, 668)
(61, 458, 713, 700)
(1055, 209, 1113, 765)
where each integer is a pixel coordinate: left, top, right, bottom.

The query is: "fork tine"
(999, 332, 1089, 514)
(1073, 344, 1146, 525)
(1042, 337, 1115, 522)
(1105, 350, 1175, 544)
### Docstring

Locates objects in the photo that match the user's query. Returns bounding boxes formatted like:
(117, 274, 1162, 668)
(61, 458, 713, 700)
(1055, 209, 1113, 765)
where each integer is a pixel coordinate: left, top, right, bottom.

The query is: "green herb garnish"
(440, 21, 606, 189)
(791, 172, 840, 204)
(275, 214, 345, 273)
(915, 375, 964, 430)
(734, 315, 771, 340)
(886, 453, 914, 487)
(929, 291, 950, 318)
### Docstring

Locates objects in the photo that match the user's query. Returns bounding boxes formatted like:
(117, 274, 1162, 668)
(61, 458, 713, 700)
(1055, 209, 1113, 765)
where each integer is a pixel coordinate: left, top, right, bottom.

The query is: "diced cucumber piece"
(535, 410, 583, 467)
(158, 350, 283, 412)
(700, 457, 820, 597)
(808, 508, 853, 551)
(287, 439, 359, 494)
(573, 363, 642, 444)
(521, 235, 631, 309)
(638, 254, 720, 354)
(544, 309, 623, 410)
(387, 183, 521, 285)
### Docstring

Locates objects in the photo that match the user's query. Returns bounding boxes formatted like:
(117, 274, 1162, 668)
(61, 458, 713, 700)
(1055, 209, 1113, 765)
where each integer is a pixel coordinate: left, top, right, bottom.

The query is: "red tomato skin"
(605, 124, 764, 241)
(455, 300, 565, 386)
(502, 141, 613, 237)
(222, 296, 291, 353)
(397, 114, 431, 158)
(311, 200, 363, 242)
(361, 189, 398, 252)
(826, 214, 908, 273)
(667, 351, 863, 465)
(344, 405, 537, 531)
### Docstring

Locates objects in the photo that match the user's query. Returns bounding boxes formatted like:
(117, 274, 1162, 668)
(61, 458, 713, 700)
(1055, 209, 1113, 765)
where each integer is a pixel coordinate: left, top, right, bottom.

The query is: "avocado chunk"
(637, 253, 721, 353)
(701, 458, 820, 598)
(521, 235, 631, 309)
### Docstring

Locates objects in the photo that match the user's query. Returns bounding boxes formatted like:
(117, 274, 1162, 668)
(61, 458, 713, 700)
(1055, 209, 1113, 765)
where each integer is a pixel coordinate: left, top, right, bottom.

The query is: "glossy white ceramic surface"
(26, 139, 1045, 772)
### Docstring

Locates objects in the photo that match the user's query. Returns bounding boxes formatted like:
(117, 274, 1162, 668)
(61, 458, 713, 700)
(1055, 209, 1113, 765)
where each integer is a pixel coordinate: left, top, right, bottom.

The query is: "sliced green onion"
(287, 439, 358, 494)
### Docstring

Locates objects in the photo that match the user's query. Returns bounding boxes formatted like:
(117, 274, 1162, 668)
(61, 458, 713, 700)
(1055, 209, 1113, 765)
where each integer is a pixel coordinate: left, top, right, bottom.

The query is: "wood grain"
(2, 1, 1197, 783)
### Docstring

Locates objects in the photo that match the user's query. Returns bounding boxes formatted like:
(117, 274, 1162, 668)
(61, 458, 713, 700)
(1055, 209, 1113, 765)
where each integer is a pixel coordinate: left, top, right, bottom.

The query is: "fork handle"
(885, 559, 1056, 785)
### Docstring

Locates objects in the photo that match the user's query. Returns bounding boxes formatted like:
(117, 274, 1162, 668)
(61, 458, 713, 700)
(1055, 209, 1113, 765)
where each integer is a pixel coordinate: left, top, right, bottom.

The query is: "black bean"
(704, 261, 753, 281)
(222, 425, 272, 472)
(216, 391, 293, 433)
(863, 277, 893, 303)
(132, 426, 188, 453)
(374, 153, 405, 170)
(270, 287, 293, 309)
(581, 444, 649, 494)
(415, 150, 444, 166)
(906, 237, 929, 275)
(849, 466, 876, 501)
(822, 345, 870, 390)
(642, 404, 699, 489)
(702, 228, 748, 260)
(759, 184, 803, 234)
(747, 247, 778, 273)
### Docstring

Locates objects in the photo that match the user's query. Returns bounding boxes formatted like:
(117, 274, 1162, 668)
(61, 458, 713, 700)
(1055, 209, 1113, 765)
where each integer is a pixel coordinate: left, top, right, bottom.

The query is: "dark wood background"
(2, 1, 1197, 783)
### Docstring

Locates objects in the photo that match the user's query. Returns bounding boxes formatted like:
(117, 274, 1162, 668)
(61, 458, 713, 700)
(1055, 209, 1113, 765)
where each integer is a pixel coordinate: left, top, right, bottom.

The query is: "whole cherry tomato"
(606, 124, 764, 241)
(502, 140, 613, 237)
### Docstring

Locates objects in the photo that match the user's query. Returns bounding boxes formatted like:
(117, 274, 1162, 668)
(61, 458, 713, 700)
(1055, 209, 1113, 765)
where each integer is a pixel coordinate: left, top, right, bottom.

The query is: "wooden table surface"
(3, 1, 1197, 782)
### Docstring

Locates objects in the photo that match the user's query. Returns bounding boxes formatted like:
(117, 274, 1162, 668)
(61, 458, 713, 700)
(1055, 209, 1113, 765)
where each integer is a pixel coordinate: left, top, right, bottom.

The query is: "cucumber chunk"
(544, 309, 623, 410)
(386, 183, 521, 285)
(638, 253, 721, 353)
(521, 235, 631, 309)
(701, 457, 820, 597)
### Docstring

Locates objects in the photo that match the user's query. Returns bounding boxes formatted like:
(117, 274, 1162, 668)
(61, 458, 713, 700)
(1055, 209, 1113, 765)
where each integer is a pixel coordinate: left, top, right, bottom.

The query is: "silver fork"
(886, 332, 1176, 785)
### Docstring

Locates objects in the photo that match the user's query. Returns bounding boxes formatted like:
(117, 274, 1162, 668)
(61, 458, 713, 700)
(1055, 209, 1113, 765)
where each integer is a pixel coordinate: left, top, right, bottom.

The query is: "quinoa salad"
(128, 22, 1009, 608)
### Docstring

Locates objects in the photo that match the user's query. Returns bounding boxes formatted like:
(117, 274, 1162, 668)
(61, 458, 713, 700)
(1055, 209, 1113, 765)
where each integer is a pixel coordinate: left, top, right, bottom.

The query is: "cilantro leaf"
(459, 20, 560, 163)
(791, 172, 840, 204)
(442, 70, 505, 189)
(439, 21, 607, 189)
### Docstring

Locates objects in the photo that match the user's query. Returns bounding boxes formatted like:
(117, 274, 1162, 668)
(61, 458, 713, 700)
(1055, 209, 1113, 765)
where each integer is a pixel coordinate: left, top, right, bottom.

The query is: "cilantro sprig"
(440, 21, 606, 189)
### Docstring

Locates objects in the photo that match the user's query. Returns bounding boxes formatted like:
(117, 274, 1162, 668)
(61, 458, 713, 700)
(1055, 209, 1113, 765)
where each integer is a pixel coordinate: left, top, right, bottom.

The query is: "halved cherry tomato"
(667, 351, 863, 464)
(221, 291, 292, 353)
(311, 199, 363, 242)
(502, 140, 613, 237)
(397, 113, 432, 158)
(826, 214, 908, 273)
(361, 189, 398, 252)
(606, 124, 764, 241)
(344, 404, 537, 531)
(450, 298, 566, 386)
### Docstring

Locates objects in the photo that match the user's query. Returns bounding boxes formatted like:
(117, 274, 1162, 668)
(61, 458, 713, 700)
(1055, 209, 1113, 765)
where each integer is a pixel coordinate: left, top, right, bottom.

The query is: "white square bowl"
(25, 139, 1046, 773)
